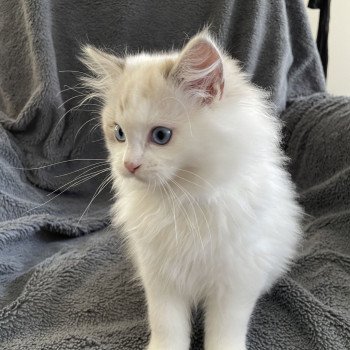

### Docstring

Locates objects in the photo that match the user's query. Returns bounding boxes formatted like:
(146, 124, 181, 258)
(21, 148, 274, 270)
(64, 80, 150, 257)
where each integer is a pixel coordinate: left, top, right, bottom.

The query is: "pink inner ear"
(175, 38, 224, 104)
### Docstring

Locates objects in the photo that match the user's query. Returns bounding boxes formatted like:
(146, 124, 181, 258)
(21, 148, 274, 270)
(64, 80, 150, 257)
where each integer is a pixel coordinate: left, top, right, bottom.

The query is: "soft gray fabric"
(2, 0, 348, 349)
(1, 94, 350, 349)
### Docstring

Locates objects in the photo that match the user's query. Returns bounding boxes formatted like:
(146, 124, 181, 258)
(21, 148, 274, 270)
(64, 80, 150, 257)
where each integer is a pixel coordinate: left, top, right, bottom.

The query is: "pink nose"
(124, 161, 141, 174)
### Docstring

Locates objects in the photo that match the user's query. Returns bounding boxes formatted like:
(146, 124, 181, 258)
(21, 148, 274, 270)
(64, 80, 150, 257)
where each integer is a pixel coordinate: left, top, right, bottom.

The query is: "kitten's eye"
(151, 127, 172, 145)
(114, 124, 126, 142)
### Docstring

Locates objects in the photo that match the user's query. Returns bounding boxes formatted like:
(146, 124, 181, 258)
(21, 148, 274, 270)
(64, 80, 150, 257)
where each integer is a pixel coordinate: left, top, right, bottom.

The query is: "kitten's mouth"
(122, 170, 148, 183)
(119, 167, 164, 187)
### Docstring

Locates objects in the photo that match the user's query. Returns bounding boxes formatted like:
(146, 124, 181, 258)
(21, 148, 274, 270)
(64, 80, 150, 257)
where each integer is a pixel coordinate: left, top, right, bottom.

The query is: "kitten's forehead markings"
(119, 97, 125, 114)
(114, 59, 179, 129)
(119, 92, 131, 116)
(159, 95, 193, 137)
(119, 78, 149, 113)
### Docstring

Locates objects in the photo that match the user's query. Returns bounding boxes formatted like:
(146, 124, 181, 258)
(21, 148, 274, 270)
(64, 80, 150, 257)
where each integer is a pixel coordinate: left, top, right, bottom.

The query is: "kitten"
(81, 31, 302, 350)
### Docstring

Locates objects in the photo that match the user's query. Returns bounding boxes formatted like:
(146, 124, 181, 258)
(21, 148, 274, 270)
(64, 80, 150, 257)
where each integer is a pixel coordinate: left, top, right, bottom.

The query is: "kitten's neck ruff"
(114, 173, 231, 250)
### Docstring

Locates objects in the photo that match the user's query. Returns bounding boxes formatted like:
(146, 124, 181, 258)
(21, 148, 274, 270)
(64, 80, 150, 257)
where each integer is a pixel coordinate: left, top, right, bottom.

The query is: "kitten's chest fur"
(113, 185, 264, 298)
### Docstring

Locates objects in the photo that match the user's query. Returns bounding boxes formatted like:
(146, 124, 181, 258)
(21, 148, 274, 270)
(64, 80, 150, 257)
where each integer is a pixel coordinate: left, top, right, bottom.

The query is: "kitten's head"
(81, 32, 251, 193)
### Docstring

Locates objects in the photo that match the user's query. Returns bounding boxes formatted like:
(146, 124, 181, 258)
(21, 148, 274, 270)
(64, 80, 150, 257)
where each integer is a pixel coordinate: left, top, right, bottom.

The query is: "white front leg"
(204, 287, 261, 350)
(146, 287, 191, 350)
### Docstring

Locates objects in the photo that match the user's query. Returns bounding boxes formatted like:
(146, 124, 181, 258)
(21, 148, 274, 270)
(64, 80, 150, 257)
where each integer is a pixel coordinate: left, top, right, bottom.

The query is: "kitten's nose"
(124, 161, 141, 174)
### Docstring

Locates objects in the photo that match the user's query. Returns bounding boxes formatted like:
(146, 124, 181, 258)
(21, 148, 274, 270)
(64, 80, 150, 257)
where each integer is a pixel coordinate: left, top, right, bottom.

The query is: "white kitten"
(82, 31, 302, 350)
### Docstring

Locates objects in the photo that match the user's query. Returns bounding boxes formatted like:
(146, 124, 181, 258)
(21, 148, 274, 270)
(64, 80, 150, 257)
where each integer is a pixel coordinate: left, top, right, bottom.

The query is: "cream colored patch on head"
(106, 54, 179, 130)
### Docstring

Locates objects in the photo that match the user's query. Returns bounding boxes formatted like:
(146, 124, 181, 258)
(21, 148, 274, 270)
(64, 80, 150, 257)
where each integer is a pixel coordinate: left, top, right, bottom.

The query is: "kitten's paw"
(205, 346, 246, 350)
(146, 345, 181, 350)
(146, 345, 160, 350)
(146, 339, 188, 350)
(205, 339, 246, 350)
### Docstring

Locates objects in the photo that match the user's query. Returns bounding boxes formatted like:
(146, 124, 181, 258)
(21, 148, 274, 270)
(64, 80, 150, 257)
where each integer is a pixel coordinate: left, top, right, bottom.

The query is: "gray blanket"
(1, 0, 349, 349)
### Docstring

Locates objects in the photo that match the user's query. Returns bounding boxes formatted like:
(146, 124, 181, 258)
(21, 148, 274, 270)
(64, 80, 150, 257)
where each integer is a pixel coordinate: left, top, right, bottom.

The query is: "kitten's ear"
(80, 45, 124, 93)
(171, 33, 224, 105)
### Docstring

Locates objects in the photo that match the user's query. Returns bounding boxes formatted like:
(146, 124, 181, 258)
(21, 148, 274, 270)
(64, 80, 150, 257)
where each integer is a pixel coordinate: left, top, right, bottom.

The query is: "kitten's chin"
(119, 170, 151, 184)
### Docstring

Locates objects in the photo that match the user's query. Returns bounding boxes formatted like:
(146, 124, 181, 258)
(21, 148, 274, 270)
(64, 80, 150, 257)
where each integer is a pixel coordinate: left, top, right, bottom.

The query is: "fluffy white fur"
(82, 32, 302, 350)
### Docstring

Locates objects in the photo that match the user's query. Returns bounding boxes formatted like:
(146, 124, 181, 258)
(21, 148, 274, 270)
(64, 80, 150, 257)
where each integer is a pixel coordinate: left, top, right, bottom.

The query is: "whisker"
(57, 93, 86, 110)
(11, 158, 106, 171)
(174, 167, 216, 190)
(53, 87, 103, 134)
(127, 179, 165, 234)
(74, 116, 101, 143)
(165, 179, 198, 246)
(54, 161, 108, 178)
(59, 69, 91, 77)
(48, 166, 109, 196)
(56, 168, 110, 193)
(173, 174, 205, 189)
(169, 178, 205, 251)
(78, 174, 112, 223)
(53, 101, 89, 133)
(89, 122, 102, 136)
(158, 175, 179, 245)
(56, 83, 85, 98)
(91, 137, 105, 143)
(25, 169, 110, 214)
(81, 103, 103, 108)
(135, 180, 152, 206)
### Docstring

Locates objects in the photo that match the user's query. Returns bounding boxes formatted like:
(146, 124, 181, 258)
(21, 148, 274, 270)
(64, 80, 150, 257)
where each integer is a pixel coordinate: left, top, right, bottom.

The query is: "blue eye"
(114, 124, 126, 142)
(151, 127, 172, 145)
